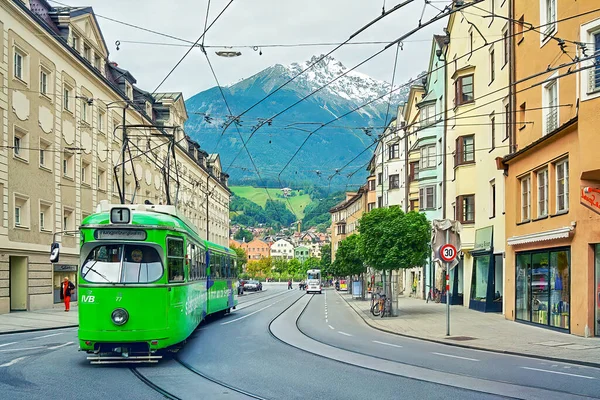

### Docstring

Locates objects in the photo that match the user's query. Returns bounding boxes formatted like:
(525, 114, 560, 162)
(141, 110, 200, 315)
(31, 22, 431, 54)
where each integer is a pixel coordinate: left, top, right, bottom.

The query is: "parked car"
(244, 280, 262, 291)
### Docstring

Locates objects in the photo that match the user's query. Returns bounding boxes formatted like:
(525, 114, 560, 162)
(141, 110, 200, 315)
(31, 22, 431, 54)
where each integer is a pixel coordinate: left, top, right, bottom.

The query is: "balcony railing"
(588, 67, 600, 94)
(546, 109, 558, 133)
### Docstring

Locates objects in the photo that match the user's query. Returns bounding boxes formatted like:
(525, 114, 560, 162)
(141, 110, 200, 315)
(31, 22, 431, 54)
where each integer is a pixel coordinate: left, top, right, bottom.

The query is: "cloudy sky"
(57, 0, 449, 98)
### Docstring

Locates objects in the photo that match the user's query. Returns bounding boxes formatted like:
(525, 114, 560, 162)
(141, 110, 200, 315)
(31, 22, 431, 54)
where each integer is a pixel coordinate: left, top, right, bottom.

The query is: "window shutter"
(456, 195, 463, 222)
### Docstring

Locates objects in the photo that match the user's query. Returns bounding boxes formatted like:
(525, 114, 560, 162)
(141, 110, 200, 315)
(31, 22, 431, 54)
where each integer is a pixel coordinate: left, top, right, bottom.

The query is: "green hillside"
(230, 186, 311, 219)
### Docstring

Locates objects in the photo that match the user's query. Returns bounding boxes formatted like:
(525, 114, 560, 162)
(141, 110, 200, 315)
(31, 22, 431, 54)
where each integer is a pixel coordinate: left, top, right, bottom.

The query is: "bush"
(239, 272, 250, 280)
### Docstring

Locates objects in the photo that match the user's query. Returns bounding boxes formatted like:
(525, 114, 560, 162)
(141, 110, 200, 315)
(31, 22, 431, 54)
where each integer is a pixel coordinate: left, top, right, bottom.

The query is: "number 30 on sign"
(439, 244, 457, 263)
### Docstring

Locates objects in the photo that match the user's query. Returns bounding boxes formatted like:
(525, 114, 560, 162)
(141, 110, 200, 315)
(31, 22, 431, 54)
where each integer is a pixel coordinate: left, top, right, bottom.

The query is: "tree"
(247, 257, 272, 278)
(333, 234, 365, 278)
(303, 257, 321, 272)
(359, 207, 431, 313)
(287, 258, 302, 276)
(272, 258, 288, 274)
(320, 244, 332, 274)
(232, 246, 248, 272)
(234, 228, 253, 242)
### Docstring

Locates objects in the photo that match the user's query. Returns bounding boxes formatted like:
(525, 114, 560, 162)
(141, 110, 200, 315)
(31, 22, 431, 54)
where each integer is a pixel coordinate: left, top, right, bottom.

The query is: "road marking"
(33, 332, 64, 340)
(0, 342, 18, 348)
(0, 346, 45, 353)
(221, 293, 294, 325)
(372, 340, 403, 348)
(328, 325, 335, 330)
(0, 356, 28, 367)
(48, 342, 74, 350)
(520, 366, 595, 379)
(338, 331, 352, 337)
(432, 352, 479, 362)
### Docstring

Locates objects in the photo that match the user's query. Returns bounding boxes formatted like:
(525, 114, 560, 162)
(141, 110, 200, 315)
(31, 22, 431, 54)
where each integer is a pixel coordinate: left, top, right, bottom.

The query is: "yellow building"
(0, 1, 230, 313)
(502, 1, 600, 336)
(403, 84, 425, 212)
(444, 0, 509, 312)
(329, 186, 367, 261)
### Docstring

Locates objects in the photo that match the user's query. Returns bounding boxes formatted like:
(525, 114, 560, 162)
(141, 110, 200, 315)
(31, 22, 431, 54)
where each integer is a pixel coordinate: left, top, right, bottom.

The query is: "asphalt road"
(0, 284, 597, 399)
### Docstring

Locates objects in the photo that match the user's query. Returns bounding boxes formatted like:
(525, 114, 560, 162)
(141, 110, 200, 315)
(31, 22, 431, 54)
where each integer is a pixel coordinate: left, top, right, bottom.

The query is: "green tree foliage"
(246, 257, 273, 278)
(272, 258, 288, 274)
(302, 192, 345, 228)
(287, 258, 302, 276)
(234, 228, 253, 242)
(320, 244, 332, 273)
(232, 246, 248, 271)
(303, 257, 321, 272)
(265, 200, 296, 226)
(333, 234, 365, 277)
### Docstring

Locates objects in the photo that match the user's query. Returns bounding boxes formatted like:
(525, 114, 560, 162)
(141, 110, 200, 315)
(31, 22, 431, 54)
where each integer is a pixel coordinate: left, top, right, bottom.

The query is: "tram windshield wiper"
(82, 260, 110, 282)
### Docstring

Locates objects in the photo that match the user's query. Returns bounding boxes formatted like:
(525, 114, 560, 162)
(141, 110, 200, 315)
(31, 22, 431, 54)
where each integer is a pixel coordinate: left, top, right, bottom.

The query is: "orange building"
(241, 238, 271, 261)
(502, 1, 600, 336)
(329, 186, 367, 261)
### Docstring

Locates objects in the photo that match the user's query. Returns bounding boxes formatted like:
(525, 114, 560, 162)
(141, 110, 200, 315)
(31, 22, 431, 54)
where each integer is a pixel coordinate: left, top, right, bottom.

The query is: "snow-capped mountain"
(184, 55, 410, 187)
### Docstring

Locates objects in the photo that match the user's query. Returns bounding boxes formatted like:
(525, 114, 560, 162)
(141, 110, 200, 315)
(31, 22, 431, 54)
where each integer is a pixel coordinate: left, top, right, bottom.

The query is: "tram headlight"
(111, 308, 129, 326)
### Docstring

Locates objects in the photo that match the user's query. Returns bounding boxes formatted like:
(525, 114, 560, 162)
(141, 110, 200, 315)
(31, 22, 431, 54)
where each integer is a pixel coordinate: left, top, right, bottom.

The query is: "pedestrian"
(288, 279, 292, 290)
(60, 277, 75, 312)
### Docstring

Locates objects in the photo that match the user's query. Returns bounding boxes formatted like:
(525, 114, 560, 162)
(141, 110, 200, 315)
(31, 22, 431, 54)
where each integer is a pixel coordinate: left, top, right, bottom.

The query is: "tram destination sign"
(94, 229, 147, 241)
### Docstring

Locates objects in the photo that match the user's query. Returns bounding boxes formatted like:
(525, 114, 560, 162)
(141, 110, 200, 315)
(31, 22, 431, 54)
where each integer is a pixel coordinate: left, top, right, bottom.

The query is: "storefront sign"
(581, 187, 600, 215)
(54, 264, 77, 272)
(94, 229, 147, 241)
(473, 226, 493, 253)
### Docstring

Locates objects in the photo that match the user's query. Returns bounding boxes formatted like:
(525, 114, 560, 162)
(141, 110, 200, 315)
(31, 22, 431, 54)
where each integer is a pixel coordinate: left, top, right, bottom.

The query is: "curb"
(0, 324, 78, 336)
(337, 292, 600, 369)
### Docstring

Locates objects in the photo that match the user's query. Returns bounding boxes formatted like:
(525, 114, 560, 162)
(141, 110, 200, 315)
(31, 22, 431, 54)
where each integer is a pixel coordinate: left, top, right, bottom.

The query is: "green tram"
(51, 201, 239, 363)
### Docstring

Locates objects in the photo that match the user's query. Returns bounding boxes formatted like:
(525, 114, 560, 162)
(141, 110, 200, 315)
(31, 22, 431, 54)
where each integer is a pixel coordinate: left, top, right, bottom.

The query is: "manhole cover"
(446, 336, 476, 341)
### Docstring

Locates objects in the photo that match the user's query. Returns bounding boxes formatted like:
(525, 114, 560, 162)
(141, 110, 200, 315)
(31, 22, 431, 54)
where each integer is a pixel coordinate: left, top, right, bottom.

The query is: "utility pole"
(121, 104, 129, 204)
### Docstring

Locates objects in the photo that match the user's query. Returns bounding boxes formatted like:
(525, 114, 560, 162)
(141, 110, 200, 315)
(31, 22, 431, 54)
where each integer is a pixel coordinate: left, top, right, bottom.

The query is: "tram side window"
(224, 256, 231, 278)
(167, 238, 185, 282)
(200, 250, 206, 279)
(212, 253, 221, 278)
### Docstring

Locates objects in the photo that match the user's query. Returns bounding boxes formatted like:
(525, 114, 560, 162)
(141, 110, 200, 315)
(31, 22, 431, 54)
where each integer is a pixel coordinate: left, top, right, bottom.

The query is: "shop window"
(471, 255, 489, 302)
(167, 238, 185, 282)
(555, 159, 569, 213)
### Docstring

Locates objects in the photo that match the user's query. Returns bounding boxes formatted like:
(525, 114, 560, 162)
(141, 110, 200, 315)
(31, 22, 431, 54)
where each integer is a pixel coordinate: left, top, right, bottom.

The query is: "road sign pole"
(446, 229, 450, 337)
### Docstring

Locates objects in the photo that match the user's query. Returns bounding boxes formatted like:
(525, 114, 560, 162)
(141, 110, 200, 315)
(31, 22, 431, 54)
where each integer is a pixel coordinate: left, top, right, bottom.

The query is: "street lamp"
(215, 51, 241, 58)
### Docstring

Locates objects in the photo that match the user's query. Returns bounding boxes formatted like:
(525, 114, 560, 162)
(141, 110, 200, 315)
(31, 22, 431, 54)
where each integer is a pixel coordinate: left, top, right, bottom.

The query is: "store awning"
(507, 226, 574, 246)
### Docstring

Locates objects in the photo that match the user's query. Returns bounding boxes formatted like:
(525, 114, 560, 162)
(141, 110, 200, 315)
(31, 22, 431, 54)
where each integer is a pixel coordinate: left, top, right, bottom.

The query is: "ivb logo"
(81, 295, 95, 303)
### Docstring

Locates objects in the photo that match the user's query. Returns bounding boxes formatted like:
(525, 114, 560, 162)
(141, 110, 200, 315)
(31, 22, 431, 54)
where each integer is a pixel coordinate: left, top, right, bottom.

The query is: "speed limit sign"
(439, 244, 457, 263)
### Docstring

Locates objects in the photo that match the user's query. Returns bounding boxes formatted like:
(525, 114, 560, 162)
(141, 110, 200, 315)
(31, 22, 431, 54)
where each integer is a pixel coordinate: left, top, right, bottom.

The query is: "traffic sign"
(439, 244, 457, 263)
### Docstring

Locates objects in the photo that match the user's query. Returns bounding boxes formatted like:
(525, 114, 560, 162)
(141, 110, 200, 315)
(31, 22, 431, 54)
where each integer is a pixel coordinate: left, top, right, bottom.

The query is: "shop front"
(469, 226, 503, 313)
(53, 264, 78, 304)
(516, 248, 570, 331)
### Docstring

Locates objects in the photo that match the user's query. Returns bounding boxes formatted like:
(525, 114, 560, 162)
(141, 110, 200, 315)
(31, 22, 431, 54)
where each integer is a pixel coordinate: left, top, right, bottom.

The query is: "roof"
(329, 185, 366, 213)
(153, 93, 183, 102)
(70, 7, 108, 54)
(433, 34, 447, 49)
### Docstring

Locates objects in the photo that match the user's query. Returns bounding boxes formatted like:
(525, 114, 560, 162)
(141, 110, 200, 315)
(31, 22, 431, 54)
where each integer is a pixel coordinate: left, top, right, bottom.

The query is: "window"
(377, 172, 383, 185)
(420, 104, 435, 127)
(368, 202, 375, 212)
(82, 244, 164, 283)
(469, 31, 474, 57)
(125, 82, 133, 100)
(544, 78, 558, 134)
(521, 176, 531, 221)
(556, 159, 569, 213)
(378, 196, 383, 208)
(420, 145, 436, 169)
(63, 208, 73, 231)
(13, 128, 28, 161)
(519, 102, 527, 130)
(589, 32, 600, 93)
(517, 15, 525, 44)
(490, 181, 496, 218)
(83, 44, 91, 61)
(505, 103, 510, 139)
(71, 32, 79, 50)
(490, 113, 496, 150)
(389, 174, 400, 190)
(457, 195, 475, 224)
(503, 28, 509, 66)
(419, 186, 436, 209)
(455, 135, 475, 166)
(14, 195, 29, 228)
(145, 101, 152, 117)
(409, 161, 419, 182)
(94, 55, 101, 70)
(489, 48, 495, 83)
(14, 50, 24, 81)
(455, 75, 474, 106)
(39, 139, 51, 169)
(537, 168, 548, 217)
(40, 69, 49, 96)
(64, 85, 71, 111)
(13, 135, 21, 157)
(388, 143, 399, 159)
(81, 161, 90, 184)
(542, 0, 557, 39)
(368, 179, 375, 191)
(97, 168, 106, 191)
(63, 152, 74, 178)
(167, 238, 185, 282)
(410, 199, 418, 211)
(82, 100, 89, 123)
(98, 110, 105, 133)
(40, 201, 52, 232)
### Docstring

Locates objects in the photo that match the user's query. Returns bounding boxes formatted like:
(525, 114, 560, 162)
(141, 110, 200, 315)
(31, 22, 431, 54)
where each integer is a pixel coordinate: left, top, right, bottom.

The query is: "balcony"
(588, 67, 600, 94)
(546, 109, 558, 133)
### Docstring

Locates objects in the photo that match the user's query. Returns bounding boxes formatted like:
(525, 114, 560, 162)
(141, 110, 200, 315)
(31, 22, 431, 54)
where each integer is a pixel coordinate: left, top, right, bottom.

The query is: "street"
(0, 284, 597, 400)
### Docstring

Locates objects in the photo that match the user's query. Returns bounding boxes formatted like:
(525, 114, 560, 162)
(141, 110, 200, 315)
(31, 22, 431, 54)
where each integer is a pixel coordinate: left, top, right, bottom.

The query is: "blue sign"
(352, 281, 362, 298)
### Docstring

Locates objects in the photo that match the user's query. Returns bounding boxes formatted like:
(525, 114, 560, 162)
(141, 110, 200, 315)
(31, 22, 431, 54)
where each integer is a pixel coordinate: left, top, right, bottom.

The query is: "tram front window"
(82, 244, 163, 283)
(308, 272, 320, 280)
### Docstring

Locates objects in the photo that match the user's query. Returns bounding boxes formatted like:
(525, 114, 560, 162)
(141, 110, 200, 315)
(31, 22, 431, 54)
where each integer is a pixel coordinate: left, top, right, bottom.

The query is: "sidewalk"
(339, 292, 600, 367)
(0, 304, 78, 334)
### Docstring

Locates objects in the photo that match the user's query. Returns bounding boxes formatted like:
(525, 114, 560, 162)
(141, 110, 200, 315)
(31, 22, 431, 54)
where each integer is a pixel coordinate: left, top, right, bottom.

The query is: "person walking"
(60, 277, 75, 312)
(288, 279, 292, 290)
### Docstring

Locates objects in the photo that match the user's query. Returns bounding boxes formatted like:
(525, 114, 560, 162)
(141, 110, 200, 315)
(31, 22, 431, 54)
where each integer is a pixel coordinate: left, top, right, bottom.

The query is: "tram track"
(130, 291, 306, 400)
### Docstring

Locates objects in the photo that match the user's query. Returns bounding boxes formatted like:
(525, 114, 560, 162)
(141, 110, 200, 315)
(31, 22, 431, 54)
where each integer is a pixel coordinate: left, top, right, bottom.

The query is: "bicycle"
(370, 292, 383, 316)
(379, 296, 391, 318)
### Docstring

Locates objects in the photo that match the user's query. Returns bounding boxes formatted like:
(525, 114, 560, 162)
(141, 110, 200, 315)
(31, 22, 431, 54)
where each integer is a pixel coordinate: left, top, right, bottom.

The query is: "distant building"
(294, 245, 310, 263)
(329, 186, 367, 261)
(242, 238, 271, 261)
(271, 239, 294, 260)
(281, 187, 292, 197)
